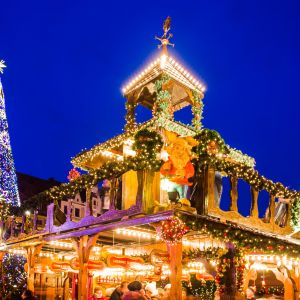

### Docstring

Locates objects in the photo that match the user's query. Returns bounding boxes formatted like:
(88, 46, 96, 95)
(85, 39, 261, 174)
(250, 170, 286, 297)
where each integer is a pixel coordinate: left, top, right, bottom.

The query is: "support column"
(250, 187, 259, 218)
(85, 189, 92, 217)
(229, 176, 238, 212)
(206, 167, 215, 211)
(136, 170, 145, 210)
(109, 178, 118, 210)
(268, 194, 276, 225)
(167, 242, 182, 300)
(125, 100, 136, 132)
(191, 91, 204, 132)
(25, 244, 43, 292)
(73, 235, 99, 300)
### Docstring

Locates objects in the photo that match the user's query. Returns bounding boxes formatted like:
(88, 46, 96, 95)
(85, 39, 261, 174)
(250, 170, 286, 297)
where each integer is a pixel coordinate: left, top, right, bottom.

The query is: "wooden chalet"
(1, 19, 300, 300)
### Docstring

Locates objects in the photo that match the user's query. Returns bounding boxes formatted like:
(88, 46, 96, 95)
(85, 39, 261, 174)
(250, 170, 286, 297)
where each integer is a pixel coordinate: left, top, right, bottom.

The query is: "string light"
(0, 78, 20, 206)
(122, 55, 205, 95)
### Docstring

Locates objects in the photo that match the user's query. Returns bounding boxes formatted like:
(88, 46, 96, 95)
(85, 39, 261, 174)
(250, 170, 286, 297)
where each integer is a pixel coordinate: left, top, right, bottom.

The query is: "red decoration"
(106, 255, 144, 269)
(70, 258, 105, 271)
(67, 168, 80, 181)
(158, 217, 189, 244)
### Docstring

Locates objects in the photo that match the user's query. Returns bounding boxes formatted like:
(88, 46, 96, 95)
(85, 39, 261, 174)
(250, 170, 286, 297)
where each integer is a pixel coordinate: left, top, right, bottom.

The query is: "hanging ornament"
(67, 168, 80, 182)
(158, 216, 189, 244)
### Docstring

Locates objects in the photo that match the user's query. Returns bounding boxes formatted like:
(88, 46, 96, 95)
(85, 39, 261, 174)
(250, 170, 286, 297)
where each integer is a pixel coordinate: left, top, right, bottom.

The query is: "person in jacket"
(110, 282, 128, 300)
(121, 281, 147, 300)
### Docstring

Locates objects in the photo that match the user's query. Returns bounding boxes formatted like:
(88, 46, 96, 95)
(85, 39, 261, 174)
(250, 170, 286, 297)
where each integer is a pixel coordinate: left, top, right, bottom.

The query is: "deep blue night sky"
(0, 0, 299, 214)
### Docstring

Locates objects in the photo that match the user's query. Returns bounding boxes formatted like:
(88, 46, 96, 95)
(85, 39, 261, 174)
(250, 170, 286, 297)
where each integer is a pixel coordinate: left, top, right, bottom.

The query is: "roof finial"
(155, 16, 175, 55)
(0, 60, 6, 74)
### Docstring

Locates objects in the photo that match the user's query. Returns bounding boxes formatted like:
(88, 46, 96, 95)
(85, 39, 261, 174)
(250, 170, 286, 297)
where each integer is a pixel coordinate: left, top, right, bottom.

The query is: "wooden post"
(143, 171, 155, 214)
(250, 187, 259, 218)
(167, 242, 182, 300)
(286, 203, 292, 228)
(125, 99, 136, 132)
(269, 194, 276, 225)
(190, 167, 207, 214)
(85, 189, 92, 217)
(73, 234, 99, 300)
(229, 176, 238, 212)
(25, 244, 43, 293)
(191, 92, 204, 132)
(206, 167, 215, 211)
(67, 200, 72, 222)
(136, 170, 145, 210)
(109, 178, 117, 210)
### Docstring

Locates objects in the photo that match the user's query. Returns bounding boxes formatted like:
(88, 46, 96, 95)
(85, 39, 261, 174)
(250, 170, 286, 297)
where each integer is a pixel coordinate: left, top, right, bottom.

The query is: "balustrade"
(198, 166, 293, 236)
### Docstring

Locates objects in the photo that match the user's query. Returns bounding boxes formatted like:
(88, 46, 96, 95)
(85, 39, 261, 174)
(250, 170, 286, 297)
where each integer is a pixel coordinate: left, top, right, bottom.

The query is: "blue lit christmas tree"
(0, 60, 20, 206)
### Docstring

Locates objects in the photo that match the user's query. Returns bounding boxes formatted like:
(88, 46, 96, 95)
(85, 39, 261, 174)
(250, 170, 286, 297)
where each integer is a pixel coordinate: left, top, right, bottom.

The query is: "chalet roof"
(71, 117, 255, 170)
(122, 54, 205, 95)
(122, 54, 205, 104)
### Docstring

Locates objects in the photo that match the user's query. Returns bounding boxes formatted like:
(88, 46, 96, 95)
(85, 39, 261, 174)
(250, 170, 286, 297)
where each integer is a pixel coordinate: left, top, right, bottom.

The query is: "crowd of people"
(89, 281, 194, 300)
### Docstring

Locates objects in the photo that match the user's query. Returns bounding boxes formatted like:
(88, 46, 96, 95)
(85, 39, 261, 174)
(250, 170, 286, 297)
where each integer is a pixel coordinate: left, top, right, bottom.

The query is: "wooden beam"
(250, 187, 259, 218)
(167, 242, 182, 300)
(229, 176, 238, 212)
(25, 244, 43, 292)
(73, 235, 99, 300)
(44, 210, 174, 241)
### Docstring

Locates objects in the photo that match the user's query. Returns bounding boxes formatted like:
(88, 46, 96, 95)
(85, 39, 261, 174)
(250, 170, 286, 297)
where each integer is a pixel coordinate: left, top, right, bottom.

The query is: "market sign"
(70, 258, 105, 271)
(24, 263, 51, 274)
(50, 261, 72, 273)
(107, 255, 144, 268)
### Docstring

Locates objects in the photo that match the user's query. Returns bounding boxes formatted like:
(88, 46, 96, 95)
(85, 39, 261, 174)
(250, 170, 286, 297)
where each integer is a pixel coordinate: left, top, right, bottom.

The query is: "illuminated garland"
(183, 275, 216, 300)
(72, 118, 156, 168)
(194, 155, 300, 200)
(291, 197, 300, 229)
(215, 256, 231, 294)
(158, 216, 189, 244)
(133, 129, 163, 160)
(180, 214, 300, 257)
(191, 90, 204, 132)
(234, 251, 246, 293)
(153, 75, 173, 119)
(125, 101, 137, 132)
(227, 147, 255, 167)
(193, 129, 228, 156)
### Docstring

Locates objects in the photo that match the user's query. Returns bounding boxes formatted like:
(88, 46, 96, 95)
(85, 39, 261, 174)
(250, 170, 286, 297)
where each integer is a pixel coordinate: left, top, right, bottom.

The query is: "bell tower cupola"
(122, 17, 206, 133)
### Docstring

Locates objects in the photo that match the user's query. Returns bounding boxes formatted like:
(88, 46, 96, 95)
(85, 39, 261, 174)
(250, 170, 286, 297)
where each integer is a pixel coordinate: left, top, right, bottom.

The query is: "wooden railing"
(202, 166, 294, 236)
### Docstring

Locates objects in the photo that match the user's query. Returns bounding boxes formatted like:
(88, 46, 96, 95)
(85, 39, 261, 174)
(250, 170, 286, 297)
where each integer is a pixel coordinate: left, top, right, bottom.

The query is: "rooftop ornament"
(155, 16, 175, 55)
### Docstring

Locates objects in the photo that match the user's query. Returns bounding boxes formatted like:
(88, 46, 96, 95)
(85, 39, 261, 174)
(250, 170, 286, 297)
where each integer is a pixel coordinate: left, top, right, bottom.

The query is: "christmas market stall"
(0, 18, 300, 300)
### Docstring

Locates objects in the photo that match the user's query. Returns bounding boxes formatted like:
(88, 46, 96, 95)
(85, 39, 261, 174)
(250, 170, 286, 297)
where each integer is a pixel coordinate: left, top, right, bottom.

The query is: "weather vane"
(0, 60, 6, 74)
(155, 16, 175, 54)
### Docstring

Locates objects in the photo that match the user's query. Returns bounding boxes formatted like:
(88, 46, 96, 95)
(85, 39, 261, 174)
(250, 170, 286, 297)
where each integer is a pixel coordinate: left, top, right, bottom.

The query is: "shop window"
(74, 208, 80, 218)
